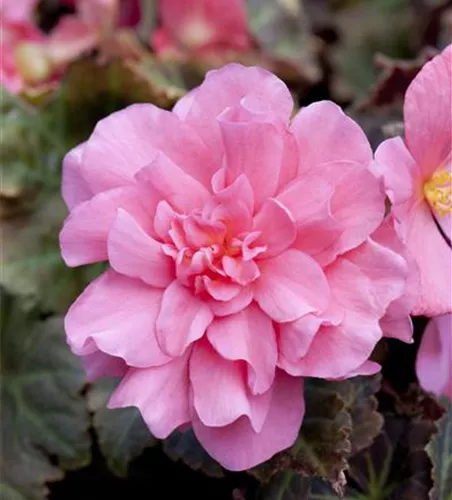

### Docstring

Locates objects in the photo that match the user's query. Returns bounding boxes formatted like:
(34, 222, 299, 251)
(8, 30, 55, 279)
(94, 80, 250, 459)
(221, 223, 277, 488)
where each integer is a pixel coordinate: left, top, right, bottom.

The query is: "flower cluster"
(1, 0, 251, 95)
(0, 0, 141, 94)
(57, 45, 452, 470)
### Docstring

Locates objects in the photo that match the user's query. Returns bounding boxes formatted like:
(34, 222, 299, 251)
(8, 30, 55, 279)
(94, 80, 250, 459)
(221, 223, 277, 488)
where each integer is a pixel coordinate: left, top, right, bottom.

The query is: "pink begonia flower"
(0, 0, 46, 93)
(60, 64, 412, 471)
(46, 0, 135, 70)
(373, 44, 452, 317)
(152, 0, 251, 57)
(416, 314, 452, 399)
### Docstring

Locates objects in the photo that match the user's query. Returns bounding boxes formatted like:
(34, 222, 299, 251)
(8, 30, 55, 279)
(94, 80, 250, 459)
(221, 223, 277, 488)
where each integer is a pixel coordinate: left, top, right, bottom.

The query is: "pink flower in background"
(0, 0, 46, 93)
(1, 0, 38, 22)
(373, 44, 452, 317)
(416, 314, 452, 399)
(60, 64, 411, 470)
(46, 0, 137, 71)
(61, 0, 140, 26)
(0, 0, 142, 94)
(152, 0, 251, 57)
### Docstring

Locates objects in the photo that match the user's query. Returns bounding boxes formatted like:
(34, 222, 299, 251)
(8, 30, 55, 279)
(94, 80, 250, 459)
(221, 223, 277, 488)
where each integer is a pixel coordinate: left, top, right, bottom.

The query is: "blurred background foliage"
(1, 0, 451, 499)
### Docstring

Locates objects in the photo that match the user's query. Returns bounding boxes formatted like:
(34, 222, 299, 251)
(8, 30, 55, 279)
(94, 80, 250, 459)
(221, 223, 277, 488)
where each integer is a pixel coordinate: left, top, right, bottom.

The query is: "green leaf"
(246, 0, 320, 81)
(427, 398, 452, 500)
(250, 375, 382, 497)
(1, 195, 104, 314)
(0, 293, 91, 500)
(348, 383, 445, 500)
(258, 471, 312, 500)
(87, 378, 158, 476)
(163, 428, 224, 478)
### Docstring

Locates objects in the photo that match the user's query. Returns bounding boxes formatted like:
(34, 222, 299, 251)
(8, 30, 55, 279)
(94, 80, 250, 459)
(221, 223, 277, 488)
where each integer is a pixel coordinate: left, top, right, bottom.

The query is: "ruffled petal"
(219, 107, 284, 210)
(61, 142, 92, 210)
(190, 340, 272, 432)
(404, 45, 452, 178)
(60, 186, 153, 266)
(174, 64, 293, 163)
(291, 101, 372, 174)
(135, 154, 210, 214)
(192, 371, 304, 471)
(252, 199, 296, 259)
(156, 281, 213, 356)
(108, 209, 174, 287)
(254, 249, 330, 322)
(65, 270, 170, 367)
(79, 104, 216, 193)
(207, 303, 277, 395)
(108, 351, 191, 438)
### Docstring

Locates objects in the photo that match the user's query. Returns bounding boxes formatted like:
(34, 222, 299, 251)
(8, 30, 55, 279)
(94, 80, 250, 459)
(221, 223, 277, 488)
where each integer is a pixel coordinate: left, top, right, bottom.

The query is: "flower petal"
(208, 286, 254, 317)
(404, 46, 452, 178)
(207, 303, 277, 395)
(254, 249, 330, 322)
(279, 259, 383, 378)
(80, 104, 216, 193)
(406, 203, 452, 316)
(108, 209, 174, 288)
(108, 351, 191, 438)
(65, 270, 170, 367)
(291, 101, 372, 174)
(190, 340, 272, 432)
(253, 198, 296, 259)
(192, 371, 304, 471)
(156, 281, 213, 356)
(416, 314, 452, 398)
(326, 161, 386, 257)
(277, 176, 342, 264)
(154, 0, 250, 53)
(345, 237, 408, 315)
(59, 187, 152, 266)
(135, 154, 210, 214)
(80, 351, 127, 382)
(174, 64, 293, 164)
(219, 108, 284, 210)
(278, 314, 323, 363)
(373, 137, 419, 208)
(61, 142, 92, 210)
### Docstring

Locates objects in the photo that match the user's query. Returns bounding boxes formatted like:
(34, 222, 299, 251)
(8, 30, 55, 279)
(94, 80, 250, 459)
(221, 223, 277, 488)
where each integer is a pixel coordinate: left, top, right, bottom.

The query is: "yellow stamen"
(14, 43, 51, 84)
(424, 169, 452, 216)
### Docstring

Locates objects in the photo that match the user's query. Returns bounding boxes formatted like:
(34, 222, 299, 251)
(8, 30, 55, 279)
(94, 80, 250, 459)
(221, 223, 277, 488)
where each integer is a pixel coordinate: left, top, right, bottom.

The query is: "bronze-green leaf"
(0, 294, 91, 500)
(87, 378, 158, 477)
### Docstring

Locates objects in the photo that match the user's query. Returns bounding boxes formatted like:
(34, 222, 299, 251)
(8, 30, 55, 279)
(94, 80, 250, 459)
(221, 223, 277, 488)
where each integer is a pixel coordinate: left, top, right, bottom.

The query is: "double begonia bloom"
(373, 44, 452, 317)
(152, 0, 251, 57)
(60, 64, 411, 470)
(416, 314, 452, 399)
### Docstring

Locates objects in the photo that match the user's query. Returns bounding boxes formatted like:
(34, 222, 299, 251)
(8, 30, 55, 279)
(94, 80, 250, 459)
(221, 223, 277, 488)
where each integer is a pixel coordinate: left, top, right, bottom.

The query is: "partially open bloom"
(60, 64, 411, 470)
(416, 314, 452, 399)
(152, 0, 251, 57)
(0, 0, 46, 93)
(374, 44, 452, 317)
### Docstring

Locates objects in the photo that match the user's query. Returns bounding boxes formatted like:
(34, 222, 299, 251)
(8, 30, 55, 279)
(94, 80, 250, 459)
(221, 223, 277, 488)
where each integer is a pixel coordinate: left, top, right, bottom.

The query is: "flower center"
(161, 206, 266, 297)
(424, 169, 452, 216)
(14, 43, 51, 84)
